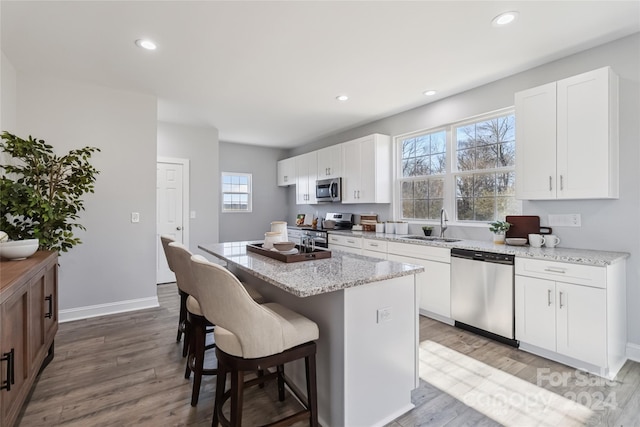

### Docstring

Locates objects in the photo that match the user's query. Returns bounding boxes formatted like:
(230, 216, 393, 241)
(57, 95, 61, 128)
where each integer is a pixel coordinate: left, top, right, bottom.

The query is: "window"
(400, 130, 446, 220)
(397, 110, 520, 223)
(454, 114, 518, 221)
(221, 172, 252, 212)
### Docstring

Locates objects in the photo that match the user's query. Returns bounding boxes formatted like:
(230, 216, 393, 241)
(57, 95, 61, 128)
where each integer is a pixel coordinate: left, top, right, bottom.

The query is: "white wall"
(218, 141, 290, 242)
(1, 51, 17, 134)
(157, 121, 220, 252)
(15, 73, 159, 320)
(289, 34, 640, 351)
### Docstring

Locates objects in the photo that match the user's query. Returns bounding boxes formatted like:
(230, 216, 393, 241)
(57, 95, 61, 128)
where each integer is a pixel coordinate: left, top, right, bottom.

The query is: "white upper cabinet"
(317, 145, 342, 179)
(515, 66, 619, 200)
(341, 134, 391, 204)
(295, 151, 317, 204)
(277, 157, 296, 187)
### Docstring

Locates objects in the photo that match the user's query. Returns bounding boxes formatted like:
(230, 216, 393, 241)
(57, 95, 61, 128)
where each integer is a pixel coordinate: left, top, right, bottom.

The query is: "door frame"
(157, 156, 190, 250)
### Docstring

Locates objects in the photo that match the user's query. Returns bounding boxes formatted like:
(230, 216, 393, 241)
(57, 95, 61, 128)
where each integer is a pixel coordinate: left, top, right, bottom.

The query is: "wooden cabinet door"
(515, 275, 556, 351)
(515, 82, 557, 200)
(29, 273, 45, 370)
(43, 262, 58, 345)
(556, 282, 607, 366)
(557, 67, 618, 199)
(1, 290, 29, 427)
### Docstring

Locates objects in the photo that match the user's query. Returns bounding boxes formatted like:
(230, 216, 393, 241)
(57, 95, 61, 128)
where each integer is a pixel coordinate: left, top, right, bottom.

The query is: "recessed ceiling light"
(135, 39, 157, 50)
(336, 95, 349, 101)
(423, 90, 437, 96)
(491, 11, 519, 27)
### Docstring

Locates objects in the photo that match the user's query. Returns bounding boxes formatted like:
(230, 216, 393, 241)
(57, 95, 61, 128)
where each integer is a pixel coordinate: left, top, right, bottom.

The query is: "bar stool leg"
(277, 364, 285, 401)
(306, 354, 318, 427)
(230, 369, 244, 427)
(213, 361, 226, 427)
(177, 290, 188, 342)
(190, 315, 205, 406)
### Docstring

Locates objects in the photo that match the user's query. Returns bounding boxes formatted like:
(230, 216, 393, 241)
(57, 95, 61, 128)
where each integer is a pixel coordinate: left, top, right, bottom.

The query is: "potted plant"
(489, 220, 511, 244)
(422, 226, 433, 236)
(0, 132, 100, 252)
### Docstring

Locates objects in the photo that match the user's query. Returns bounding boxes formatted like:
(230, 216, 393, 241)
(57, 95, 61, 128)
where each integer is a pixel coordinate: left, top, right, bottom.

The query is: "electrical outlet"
(548, 214, 581, 227)
(377, 307, 392, 323)
(131, 212, 140, 223)
(190, 211, 196, 219)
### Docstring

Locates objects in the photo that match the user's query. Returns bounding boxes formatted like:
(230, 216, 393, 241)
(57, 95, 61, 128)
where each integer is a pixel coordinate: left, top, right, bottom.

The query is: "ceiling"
(2, 1, 639, 149)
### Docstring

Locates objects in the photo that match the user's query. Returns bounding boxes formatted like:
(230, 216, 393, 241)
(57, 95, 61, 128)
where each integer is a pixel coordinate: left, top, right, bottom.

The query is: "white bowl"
(0, 239, 39, 260)
(505, 238, 527, 246)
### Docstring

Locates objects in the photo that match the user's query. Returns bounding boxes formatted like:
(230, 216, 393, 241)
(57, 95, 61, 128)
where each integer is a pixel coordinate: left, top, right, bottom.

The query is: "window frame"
(221, 172, 253, 213)
(394, 107, 520, 226)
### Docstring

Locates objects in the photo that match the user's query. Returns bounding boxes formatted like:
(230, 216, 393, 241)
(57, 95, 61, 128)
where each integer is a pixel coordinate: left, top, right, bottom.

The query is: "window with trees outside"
(398, 110, 521, 223)
(221, 172, 252, 212)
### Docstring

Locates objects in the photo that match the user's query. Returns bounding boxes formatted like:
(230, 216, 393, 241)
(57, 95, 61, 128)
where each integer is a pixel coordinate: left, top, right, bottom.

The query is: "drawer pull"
(549, 176, 552, 191)
(45, 294, 53, 319)
(544, 267, 566, 274)
(347, 240, 355, 244)
(1, 349, 15, 391)
(369, 243, 378, 247)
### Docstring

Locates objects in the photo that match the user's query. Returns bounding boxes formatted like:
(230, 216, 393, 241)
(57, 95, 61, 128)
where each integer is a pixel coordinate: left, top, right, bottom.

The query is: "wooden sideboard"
(0, 251, 58, 427)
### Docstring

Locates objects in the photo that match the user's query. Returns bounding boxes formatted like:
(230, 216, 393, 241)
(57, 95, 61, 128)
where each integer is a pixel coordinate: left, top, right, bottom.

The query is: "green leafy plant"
(421, 226, 433, 231)
(0, 131, 100, 252)
(489, 220, 511, 233)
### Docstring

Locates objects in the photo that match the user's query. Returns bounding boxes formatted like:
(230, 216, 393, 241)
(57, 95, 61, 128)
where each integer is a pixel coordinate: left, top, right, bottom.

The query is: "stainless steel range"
(287, 213, 353, 249)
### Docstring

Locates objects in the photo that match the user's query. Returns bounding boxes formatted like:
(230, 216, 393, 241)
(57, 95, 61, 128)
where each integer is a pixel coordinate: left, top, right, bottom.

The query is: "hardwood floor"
(18, 283, 640, 426)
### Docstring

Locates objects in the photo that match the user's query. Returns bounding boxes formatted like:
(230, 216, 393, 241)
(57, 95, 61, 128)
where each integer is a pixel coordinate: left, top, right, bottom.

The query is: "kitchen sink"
(403, 235, 462, 243)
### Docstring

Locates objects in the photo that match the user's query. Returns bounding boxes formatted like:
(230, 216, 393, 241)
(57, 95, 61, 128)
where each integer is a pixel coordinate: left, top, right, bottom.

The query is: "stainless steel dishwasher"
(450, 248, 517, 346)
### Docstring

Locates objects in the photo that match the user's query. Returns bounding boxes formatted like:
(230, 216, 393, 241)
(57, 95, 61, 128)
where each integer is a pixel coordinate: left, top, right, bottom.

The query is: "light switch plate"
(377, 307, 392, 323)
(131, 212, 140, 223)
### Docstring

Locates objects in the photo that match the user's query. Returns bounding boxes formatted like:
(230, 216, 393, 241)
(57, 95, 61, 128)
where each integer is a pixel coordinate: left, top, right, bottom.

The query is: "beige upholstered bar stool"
(190, 255, 319, 427)
(168, 242, 265, 407)
(160, 235, 189, 356)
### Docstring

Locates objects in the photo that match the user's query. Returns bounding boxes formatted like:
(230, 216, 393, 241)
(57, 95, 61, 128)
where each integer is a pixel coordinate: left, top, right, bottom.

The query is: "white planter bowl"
(0, 239, 39, 260)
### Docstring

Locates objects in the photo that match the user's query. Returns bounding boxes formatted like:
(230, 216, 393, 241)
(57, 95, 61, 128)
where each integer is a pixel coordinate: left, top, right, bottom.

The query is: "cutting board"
(505, 215, 552, 241)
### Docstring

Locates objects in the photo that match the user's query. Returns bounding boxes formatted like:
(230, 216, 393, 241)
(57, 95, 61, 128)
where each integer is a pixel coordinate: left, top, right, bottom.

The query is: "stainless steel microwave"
(316, 178, 342, 202)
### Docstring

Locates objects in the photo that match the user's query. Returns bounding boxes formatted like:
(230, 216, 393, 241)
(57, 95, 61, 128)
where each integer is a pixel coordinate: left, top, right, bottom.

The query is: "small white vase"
(493, 232, 506, 245)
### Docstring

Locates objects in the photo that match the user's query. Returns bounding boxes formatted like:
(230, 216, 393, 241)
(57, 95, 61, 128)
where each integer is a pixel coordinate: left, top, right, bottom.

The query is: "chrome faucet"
(440, 208, 449, 238)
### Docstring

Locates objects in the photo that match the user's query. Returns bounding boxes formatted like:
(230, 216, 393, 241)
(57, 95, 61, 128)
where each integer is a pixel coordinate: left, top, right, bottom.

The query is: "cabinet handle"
(284, 176, 288, 182)
(544, 267, 566, 274)
(547, 289, 552, 306)
(1, 349, 14, 391)
(347, 240, 355, 244)
(560, 175, 564, 191)
(328, 167, 331, 175)
(354, 190, 357, 199)
(549, 176, 552, 191)
(559, 291, 564, 309)
(45, 294, 53, 319)
(369, 243, 378, 247)
(357, 190, 360, 199)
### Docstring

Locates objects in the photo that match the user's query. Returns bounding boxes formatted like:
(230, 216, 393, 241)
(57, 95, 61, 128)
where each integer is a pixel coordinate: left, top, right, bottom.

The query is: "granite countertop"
(328, 230, 629, 266)
(198, 241, 424, 298)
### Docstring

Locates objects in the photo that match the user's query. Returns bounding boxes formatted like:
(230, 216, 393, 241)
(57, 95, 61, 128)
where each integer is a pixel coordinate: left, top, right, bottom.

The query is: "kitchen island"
(198, 241, 424, 427)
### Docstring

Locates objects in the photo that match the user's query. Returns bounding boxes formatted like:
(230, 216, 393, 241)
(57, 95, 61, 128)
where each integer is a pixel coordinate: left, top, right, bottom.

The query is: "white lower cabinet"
(387, 242, 451, 322)
(362, 238, 387, 259)
(328, 234, 362, 255)
(515, 258, 626, 378)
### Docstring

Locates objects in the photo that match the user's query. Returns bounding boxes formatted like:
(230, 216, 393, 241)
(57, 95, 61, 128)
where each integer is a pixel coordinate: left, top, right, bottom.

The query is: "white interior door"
(157, 160, 187, 284)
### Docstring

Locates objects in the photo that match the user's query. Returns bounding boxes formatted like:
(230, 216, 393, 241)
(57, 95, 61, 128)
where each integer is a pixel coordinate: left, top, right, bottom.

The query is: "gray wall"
(287, 33, 640, 350)
(13, 70, 159, 314)
(157, 122, 220, 253)
(219, 142, 290, 242)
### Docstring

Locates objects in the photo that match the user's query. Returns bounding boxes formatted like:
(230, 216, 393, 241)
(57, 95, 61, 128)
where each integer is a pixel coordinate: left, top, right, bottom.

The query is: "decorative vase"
(423, 229, 433, 236)
(493, 232, 506, 244)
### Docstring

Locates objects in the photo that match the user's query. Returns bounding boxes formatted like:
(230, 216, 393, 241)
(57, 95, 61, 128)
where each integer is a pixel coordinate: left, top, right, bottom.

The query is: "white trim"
(157, 156, 190, 249)
(59, 296, 159, 323)
(627, 342, 640, 363)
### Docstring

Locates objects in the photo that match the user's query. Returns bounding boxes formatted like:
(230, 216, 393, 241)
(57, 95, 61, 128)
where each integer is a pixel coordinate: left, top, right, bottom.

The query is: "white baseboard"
(59, 296, 159, 323)
(627, 342, 640, 363)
